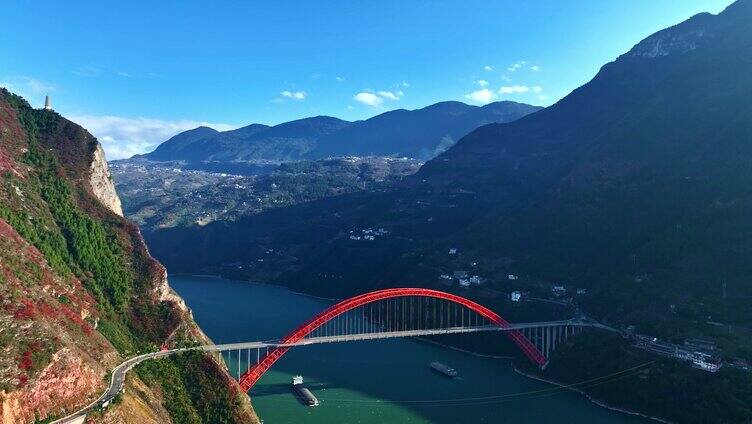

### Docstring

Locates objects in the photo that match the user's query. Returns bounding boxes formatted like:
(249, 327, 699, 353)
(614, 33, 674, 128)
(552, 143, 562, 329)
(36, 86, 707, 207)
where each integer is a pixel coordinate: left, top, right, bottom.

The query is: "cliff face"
(0, 88, 257, 423)
(89, 143, 123, 216)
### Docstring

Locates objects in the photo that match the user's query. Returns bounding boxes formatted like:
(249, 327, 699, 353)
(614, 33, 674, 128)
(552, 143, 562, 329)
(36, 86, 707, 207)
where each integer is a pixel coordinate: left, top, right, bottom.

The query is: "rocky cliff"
(89, 143, 123, 216)
(0, 88, 258, 423)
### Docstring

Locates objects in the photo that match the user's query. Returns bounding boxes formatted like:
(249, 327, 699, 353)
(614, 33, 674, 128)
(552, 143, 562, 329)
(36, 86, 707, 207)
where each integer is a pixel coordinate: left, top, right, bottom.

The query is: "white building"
(511, 291, 522, 302)
(508, 274, 518, 280)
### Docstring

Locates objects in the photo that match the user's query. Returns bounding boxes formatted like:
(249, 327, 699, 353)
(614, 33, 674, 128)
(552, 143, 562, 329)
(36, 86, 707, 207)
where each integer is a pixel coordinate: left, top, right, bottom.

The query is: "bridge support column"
(554, 326, 561, 348)
(554, 326, 559, 350)
(540, 327, 545, 357)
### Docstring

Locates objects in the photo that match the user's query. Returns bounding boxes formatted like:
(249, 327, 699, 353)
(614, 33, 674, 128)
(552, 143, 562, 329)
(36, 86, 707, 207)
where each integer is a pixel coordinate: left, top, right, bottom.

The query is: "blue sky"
(1, 0, 733, 159)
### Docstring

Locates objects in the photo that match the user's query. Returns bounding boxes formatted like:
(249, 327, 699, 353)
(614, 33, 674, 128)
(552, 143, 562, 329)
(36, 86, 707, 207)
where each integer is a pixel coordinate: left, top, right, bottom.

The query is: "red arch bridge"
(171, 288, 614, 392)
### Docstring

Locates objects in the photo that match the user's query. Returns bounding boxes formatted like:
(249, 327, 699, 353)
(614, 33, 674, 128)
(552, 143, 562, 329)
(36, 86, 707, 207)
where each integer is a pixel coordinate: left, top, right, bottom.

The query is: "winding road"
(50, 350, 175, 424)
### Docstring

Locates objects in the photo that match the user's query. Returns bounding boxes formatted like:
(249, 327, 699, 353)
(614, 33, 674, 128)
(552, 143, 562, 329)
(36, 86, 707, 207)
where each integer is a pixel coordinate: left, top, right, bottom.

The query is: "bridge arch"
(239, 287, 546, 391)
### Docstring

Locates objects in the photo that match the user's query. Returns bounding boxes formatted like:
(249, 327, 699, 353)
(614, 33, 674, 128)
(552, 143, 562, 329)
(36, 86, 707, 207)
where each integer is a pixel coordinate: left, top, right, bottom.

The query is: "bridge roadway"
(201, 319, 615, 352)
(51, 319, 610, 423)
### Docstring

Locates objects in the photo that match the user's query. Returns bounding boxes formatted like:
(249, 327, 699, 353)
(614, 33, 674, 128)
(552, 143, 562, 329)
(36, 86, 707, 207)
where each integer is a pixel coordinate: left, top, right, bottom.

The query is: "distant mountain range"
(138, 101, 542, 163)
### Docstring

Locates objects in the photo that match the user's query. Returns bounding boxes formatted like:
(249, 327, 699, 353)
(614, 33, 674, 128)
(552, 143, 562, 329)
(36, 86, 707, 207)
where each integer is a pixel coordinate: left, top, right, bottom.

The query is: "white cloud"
(117, 71, 132, 78)
(0, 76, 55, 107)
(378, 91, 400, 100)
(530, 65, 541, 71)
(483, 65, 494, 71)
(532, 86, 543, 94)
(354, 92, 383, 107)
(66, 115, 237, 160)
(401, 81, 410, 87)
(281, 90, 306, 100)
(501, 74, 512, 82)
(354, 88, 404, 107)
(476, 79, 489, 87)
(499, 85, 530, 94)
(506, 61, 527, 72)
(335, 76, 346, 82)
(465, 88, 498, 105)
(537, 94, 549, 100)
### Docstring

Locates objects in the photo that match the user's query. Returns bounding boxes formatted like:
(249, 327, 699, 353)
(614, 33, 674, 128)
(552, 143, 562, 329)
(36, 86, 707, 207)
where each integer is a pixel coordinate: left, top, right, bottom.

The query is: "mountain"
(315, 101, 542, 159)
(415, 0, 752, 287)
(144, 2, 752, 422)
(210, 116, 351, 162)
(138, 101, 542, 164)
(142, 125, 222, 161)
(140, 116, 348, 163)
(0, 89, 258, 423)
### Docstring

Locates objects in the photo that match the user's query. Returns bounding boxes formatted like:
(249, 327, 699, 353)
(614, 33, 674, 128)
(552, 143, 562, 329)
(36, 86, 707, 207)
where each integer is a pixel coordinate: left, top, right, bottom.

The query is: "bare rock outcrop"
(89, 143, 123, 216)
(154, 265, 188, 313)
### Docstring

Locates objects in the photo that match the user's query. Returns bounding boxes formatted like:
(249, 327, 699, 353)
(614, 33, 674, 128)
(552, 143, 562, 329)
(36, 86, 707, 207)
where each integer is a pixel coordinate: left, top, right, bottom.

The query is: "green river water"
(171, 275, 648, 424)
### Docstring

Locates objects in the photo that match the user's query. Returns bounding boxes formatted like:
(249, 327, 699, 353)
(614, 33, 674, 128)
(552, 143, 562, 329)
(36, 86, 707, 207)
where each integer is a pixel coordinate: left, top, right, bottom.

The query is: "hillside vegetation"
(0, 88, 257, 423)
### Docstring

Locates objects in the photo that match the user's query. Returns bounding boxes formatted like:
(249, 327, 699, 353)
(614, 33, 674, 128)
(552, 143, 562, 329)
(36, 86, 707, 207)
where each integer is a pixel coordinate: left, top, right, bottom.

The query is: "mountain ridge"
(138, 100, 542, 164)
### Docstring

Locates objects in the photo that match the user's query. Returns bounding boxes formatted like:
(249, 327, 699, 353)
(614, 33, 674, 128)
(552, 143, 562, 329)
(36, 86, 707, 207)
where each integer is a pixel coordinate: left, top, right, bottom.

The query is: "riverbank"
(171, 272, 343, 302)
(420, 334, 665, 423)
(512, 366, 670, 424)
(415, 337, 516, 360)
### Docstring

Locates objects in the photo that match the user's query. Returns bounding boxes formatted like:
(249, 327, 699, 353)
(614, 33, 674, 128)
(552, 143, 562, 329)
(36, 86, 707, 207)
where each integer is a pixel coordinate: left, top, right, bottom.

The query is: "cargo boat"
(430, 361, 458, 378)
(291, 376, 319, 406)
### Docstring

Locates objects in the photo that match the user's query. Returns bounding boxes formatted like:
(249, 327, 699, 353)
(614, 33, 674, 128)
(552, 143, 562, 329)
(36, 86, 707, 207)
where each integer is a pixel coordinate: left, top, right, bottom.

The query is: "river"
(171, 275, 647, 424)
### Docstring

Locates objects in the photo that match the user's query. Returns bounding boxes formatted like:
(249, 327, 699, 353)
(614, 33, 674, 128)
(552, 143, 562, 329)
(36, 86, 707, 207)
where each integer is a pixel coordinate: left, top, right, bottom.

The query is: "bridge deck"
(196, 319, 613, 352)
